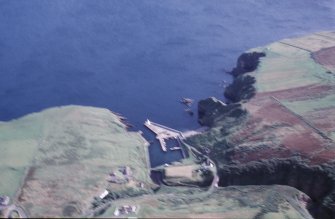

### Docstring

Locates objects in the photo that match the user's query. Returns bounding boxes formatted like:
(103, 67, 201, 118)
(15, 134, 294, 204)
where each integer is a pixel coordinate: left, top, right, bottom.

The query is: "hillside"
(100, 185, 311, 218)
(0, 106, 152, 217)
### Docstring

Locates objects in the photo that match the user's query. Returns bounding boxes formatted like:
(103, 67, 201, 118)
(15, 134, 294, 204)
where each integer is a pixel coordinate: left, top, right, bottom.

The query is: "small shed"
(99, 190, 109, 199)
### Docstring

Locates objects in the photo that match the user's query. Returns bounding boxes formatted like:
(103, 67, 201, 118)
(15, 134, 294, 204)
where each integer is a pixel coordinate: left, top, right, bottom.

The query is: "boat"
(170, 146, 181, 151)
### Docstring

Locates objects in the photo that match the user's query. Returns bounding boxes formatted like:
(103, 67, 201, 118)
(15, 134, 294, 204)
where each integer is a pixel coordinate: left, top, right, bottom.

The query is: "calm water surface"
(0, 0, 334, 166)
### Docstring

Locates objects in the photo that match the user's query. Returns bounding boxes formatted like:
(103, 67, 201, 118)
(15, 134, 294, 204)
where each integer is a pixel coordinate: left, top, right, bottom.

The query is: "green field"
(282, 94, 335, 114)
(252, 42, 331, 93)
(0, 115, 43, 197)
(100, 185, 311, 218)
(0, 106, 152, 217)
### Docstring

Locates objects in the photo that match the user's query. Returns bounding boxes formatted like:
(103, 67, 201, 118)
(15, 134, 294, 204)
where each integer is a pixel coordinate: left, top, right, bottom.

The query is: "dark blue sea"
(0, 0, 334, 166)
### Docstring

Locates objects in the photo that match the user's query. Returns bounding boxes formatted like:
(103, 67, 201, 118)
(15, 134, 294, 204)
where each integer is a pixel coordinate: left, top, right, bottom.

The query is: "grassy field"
(164, 165, 199, 179)
(0, 115, 43, 197)
(100, 185, 311, 218)
(0, 106, 152, 217)
(282, 94, 335, 114)
(253, 42, 330, 93)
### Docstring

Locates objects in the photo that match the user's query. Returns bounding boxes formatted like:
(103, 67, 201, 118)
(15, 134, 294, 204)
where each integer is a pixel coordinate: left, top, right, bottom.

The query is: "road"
(179, 137, 220, 192)
(3, 204, 28, 218)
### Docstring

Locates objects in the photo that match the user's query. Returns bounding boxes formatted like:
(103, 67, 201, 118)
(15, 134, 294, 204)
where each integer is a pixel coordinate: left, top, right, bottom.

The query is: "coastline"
(188, 31, 335, 219)
(1, 30, 335, 218)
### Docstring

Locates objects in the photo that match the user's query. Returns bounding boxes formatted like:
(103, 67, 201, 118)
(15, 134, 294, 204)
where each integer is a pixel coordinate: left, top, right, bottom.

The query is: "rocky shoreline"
(188, 32, 335, 219)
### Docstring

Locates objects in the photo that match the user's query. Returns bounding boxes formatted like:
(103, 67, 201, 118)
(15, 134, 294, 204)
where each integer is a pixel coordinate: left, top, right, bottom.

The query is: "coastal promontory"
(189, 31, 335, 219)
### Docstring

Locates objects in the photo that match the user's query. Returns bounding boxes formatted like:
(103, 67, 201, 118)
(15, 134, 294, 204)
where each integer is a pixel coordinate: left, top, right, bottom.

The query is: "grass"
(0, 166, 26, 197)
(164, 165, 199, 179)
(282, 94, 335, 115)
(253, 42, 329, 92)
(0, 116, 43, 197)
(280, 33, 335, 52)
(100, 185, 309, 218)
(0, 105, 152, 217)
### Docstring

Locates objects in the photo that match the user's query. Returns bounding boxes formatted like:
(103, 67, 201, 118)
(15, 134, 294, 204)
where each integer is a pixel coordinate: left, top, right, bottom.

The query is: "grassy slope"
(100, 185, 310, 218)
(0, 114, 43, 197)
(0, 105, 152, 217)
(254, 43, 326, 92)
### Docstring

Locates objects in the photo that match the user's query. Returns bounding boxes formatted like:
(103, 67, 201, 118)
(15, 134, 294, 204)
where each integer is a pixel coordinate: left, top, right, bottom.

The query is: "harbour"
(144, 119, 184, 152)
(0, 0, 333, 169)
(144, 119, 206, 166)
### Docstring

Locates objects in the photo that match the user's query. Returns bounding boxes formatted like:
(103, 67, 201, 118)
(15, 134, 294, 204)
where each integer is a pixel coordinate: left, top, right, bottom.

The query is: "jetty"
(144, 119, 184, 152)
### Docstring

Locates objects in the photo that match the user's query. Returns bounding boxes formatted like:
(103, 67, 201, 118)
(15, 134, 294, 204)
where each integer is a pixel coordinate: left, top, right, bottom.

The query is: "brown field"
(312, 46, 335, 71)
(310, 150, 335, 164)
(237, 95, 335, 165)
(231, 31, 335, 166)
(256, 84, 335, 102)
(304, 107, 335, 133)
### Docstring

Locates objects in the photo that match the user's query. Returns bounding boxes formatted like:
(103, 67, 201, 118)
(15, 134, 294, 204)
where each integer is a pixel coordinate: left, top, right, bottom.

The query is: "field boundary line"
(270, 96, 333, 142)
(279, 41, 312, 53)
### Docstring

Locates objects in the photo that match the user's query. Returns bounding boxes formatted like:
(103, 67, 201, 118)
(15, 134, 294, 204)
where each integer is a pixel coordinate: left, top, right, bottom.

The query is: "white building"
(99, 190, 109, 199)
